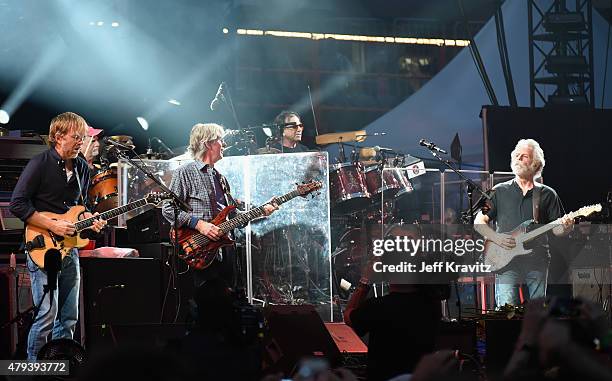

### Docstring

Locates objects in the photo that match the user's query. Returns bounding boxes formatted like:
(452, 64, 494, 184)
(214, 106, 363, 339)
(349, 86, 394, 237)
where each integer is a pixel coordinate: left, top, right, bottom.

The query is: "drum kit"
(317, 130, 423, 298)
(88, 135, 134, 214)
(318, 130, 418, 217)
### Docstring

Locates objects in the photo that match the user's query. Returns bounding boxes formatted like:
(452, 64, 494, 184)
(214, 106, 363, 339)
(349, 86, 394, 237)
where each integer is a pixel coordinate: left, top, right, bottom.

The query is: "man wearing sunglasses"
(270, 110, 310, 153)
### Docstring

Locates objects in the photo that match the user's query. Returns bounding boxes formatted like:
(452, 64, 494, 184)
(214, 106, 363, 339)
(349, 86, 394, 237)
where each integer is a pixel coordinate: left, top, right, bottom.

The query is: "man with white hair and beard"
(474, 139, 573, 308)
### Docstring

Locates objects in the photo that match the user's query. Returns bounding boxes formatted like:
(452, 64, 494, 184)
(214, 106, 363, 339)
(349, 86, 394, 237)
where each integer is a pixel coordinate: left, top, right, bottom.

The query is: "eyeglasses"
(68, 134, 87, 142)
(286, 123, 304, 129)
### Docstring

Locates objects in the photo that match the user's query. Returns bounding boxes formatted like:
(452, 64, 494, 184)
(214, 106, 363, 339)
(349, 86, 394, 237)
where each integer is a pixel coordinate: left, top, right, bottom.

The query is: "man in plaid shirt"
(162, 123, 278, 287)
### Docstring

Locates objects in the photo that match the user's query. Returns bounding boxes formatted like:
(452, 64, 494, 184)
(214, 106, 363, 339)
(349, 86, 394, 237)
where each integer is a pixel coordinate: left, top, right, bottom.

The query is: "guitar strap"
(218, 173, 237, 207)
(73, 161, 87, 209)
(532, 185, 541, 224)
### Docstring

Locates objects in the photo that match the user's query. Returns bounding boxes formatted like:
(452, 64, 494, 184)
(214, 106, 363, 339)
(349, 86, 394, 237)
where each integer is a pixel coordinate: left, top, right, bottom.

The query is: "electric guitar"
(25, 192, 170, 268)
(173, 181, 323, 270)
(483, 203, 602, 272)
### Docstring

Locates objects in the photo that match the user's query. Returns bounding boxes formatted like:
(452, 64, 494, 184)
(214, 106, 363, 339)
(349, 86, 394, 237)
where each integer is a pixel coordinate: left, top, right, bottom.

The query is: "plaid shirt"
(161, 160, 232, 228)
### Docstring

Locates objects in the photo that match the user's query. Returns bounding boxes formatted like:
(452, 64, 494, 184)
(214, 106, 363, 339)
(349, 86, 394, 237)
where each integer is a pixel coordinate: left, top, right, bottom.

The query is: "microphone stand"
(220, 84, 242, 130)
(114, 150, 191, 214)
(422, 146, 492, 319)
(114, 150, 190, 323)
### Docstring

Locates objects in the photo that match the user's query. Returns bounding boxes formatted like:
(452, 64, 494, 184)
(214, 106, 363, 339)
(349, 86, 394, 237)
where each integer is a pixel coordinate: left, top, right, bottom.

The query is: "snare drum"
(329, 162, 371, 213)
(88, 165, 118, 213)
(364, 165, 401, 202)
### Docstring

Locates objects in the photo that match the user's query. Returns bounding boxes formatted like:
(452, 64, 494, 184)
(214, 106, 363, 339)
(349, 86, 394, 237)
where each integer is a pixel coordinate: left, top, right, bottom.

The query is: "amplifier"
(126, 208, 170, 244)
(571, 267, 611, 302)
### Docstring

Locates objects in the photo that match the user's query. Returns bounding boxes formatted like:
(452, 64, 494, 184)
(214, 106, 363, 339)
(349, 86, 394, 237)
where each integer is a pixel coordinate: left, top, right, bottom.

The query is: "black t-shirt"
(349, 291, 441, 381)
(485, 179, 564, 259)
(486, 179, 563, 231)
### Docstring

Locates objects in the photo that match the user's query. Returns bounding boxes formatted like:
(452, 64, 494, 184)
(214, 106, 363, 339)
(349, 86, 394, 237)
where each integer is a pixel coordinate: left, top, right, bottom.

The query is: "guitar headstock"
(297, 180, 323, 198)
(571, 203, 602, 219)
(145, 192, 172, 206)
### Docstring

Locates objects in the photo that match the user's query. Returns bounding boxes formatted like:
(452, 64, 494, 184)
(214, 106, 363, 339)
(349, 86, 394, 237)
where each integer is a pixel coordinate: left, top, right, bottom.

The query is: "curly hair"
(510, 138, 546, 178)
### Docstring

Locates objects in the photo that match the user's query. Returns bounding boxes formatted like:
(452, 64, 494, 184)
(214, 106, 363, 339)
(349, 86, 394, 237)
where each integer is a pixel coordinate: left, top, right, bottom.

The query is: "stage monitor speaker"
(126, 208, 170, 244)
(324, 323, 367, 354)
(263, 305, 341, 375)
(80, 257, 161, 329)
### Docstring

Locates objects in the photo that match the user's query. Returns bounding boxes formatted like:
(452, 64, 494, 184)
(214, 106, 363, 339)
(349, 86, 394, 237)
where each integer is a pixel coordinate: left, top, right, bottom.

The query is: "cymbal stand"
(338, 140, 347, 163)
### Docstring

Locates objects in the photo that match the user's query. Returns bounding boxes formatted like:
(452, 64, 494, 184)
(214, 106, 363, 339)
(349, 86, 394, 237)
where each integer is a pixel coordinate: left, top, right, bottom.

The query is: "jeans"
(27, 249, 80, 360)
(495, 256, 548, 308)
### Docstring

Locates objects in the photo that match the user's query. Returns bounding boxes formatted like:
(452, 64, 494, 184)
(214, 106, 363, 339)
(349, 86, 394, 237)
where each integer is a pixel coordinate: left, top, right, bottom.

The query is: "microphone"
(44, 249, 62, 292)
(372, 145, 394, 152)
(103, 136, 133, 150)
(419, 139, 447, 154)
(210, 82, 225, 111)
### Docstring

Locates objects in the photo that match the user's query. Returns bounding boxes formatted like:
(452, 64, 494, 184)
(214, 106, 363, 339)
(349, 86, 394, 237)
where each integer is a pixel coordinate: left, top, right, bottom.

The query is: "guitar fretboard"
(75, 198, 149, 231)
(218, 189, 303, 233)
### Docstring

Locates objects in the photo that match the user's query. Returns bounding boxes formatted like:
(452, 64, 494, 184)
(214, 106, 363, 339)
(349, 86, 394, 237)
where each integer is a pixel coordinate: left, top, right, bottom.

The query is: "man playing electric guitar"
(9, 112, 106, 360)
(162, 123, 278, 289)
(474, 139, 573, 308)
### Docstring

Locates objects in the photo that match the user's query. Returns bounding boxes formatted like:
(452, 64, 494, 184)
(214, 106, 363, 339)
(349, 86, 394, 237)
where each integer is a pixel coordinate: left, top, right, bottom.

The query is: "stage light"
(97, 21, 104, 26)
(168, 99, 181, 106)
(111, 22, 119, 27)
(0, 110, 9, 124)
(136, 117, 149, 131)
(222, 28, 229, 34)
(234, 28, 469, 47)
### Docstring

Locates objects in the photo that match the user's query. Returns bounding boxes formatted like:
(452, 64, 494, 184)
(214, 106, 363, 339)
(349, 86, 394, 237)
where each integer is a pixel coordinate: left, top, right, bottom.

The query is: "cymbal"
(256, 147, 281, 154)
(107, 135, 135, 149)
(315, 130, 367, 145)
(137, 153, 167, 160)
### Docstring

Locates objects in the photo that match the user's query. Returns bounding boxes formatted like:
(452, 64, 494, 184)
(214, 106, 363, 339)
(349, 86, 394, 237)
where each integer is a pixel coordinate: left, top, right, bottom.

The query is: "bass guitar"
(173, 181, 323, 270)
(483, 203, 601, 272)
(25, 192, 170, 268)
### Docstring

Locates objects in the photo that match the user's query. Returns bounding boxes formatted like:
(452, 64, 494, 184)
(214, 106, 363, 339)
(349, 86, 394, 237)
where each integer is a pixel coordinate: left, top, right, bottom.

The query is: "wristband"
(189, 216, 200, 229)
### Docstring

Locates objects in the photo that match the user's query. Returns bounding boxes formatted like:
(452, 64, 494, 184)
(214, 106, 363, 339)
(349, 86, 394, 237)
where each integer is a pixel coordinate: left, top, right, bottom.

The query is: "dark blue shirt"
(10, 147, 91, 222)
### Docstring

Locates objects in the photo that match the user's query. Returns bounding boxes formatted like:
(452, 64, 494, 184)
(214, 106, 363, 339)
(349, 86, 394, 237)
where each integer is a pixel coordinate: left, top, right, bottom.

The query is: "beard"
(511, 159, 539, 178)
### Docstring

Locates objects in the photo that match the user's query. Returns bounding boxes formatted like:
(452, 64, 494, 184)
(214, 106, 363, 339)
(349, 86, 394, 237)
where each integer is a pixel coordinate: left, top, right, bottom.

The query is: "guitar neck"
(521, 222, 558, 242)
(75, 198, 149, 231)
(217, 189, 302, 233)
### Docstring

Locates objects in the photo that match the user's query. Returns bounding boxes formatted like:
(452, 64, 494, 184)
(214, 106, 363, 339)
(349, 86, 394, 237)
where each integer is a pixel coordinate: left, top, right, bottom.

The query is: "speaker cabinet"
(263, 305, 341, 375)
(80, 257, 161, 329)
(128, 243, 195, 323)
(126, 208, 171, 244)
